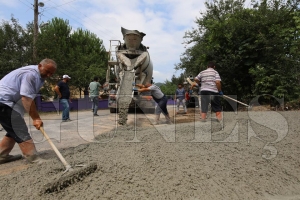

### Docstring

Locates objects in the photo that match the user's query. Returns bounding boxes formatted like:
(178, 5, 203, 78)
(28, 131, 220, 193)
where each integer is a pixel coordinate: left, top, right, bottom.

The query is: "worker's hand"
(219, 91, 224, 96)
(142, 96, 152, 101)
(33, 119, 43, 130)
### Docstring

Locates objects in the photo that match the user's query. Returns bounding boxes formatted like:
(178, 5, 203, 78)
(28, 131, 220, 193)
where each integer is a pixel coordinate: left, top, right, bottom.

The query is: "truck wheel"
(110, 108, 117, 113)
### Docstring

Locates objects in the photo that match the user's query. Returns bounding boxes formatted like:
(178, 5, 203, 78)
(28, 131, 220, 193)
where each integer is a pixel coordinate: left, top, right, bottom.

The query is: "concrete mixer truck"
(105, 27, 155, 125)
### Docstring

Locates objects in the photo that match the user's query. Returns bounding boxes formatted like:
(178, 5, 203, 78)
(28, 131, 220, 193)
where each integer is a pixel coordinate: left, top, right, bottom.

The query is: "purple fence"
(35, 96, 175, 112)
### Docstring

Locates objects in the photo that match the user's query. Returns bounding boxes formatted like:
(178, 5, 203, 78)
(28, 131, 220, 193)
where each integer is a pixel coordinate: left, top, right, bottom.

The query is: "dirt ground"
(1, 107, 300, 200)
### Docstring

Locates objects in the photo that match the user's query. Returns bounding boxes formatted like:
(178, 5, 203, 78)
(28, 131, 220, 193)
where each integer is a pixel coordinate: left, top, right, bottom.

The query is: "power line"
(44, 0, 78, 10)
(16, 0, 121, 45)
(67, 3, 119, 39)
(18, 0, 33, 11)
(41, 0, 119, 42)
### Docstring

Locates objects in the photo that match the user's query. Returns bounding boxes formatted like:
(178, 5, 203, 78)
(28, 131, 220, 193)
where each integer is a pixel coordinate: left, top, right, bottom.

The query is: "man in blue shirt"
(175, 83, 187, 114)
(0, 58, 57, 164)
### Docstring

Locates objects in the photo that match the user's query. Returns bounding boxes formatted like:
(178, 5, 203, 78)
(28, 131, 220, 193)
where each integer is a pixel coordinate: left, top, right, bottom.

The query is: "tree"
(68, 28, 107, 96)
(37, 17, 72, 76)
(176, 0, 300, 103)
(37, 18, 107, 97)
(0, 17, 32, 78)
(160, 80, 177, 97)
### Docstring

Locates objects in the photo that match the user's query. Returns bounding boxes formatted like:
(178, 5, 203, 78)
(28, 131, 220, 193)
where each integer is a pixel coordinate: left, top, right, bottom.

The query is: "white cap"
(63, 75, 71, 79)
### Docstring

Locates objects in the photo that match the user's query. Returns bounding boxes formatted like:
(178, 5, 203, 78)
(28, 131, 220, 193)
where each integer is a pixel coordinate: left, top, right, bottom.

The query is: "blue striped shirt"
(0, 65, 44, 116)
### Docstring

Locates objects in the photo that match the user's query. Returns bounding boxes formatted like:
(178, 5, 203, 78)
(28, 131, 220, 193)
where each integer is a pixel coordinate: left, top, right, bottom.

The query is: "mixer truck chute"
(106, 27, 155, 125)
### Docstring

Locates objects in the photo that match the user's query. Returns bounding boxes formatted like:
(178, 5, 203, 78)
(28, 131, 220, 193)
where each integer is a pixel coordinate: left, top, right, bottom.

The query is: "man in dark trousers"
(135, 82, 172, 125)
(54, 75, 72, 122)
(192, 61, 223, 122)
(0, 58, 57, 164)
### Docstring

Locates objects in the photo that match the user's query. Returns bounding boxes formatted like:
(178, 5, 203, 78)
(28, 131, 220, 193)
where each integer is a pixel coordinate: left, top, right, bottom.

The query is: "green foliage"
(68, 28, 107, 92)
(37, 18, 107, 96)
(0, 17, 32, 78)
(37, 18, 72, 70)
(159, 80, 177, 97)
(177, 0, 300, 103)
(158, 73, 187, 96)
(0, 17, 107, 98)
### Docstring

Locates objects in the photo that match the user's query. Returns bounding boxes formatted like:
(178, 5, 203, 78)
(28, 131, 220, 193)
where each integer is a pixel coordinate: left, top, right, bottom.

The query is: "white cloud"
(0, 0, 19, 7)
(1, 0, 208, 82)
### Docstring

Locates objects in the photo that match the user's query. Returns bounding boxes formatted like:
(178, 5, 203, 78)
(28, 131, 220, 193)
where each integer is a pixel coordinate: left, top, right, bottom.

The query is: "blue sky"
(0, 0, 208, 83)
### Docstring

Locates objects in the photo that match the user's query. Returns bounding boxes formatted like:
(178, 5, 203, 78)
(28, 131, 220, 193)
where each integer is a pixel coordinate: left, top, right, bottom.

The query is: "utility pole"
(33, 0, 39, 64)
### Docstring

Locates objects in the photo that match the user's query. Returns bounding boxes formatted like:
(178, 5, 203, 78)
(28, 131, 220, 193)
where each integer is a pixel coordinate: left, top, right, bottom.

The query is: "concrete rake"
(39, 127, 97, 194)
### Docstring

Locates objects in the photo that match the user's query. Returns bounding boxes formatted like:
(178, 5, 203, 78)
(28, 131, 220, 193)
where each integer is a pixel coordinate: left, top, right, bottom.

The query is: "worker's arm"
(21, 96, 43, 130)
(54, 86, 61, 98)
(138, 87, 150, 92)
(216, 80, 222, 92)
(135, 84, 145, 88)
(190, 78, 200, 89)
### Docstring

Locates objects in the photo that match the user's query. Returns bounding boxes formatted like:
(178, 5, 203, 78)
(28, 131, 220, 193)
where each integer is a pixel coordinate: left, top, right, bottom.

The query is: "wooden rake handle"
(186, 78, 249, 107)
(40, 127, 72, 171)
(222, 95, 249, 107)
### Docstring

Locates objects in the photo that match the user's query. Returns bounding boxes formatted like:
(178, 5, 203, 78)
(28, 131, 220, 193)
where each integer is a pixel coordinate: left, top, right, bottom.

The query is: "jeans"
(60, 99, 70, 120)
(154, 96, 168, 115)
(176, 98, 187, 112)
(91, 96, 99, 115)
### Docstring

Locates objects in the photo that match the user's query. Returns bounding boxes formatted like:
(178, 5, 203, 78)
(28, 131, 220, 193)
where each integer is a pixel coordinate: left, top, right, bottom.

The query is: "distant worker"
(135, 83, 172, 125)
(175, 83, 187, 114)
(0, 58, 57, 164)
(54, 75, 72, 122)
(89, 77, 102, 116)
(192, 61, 223, 122)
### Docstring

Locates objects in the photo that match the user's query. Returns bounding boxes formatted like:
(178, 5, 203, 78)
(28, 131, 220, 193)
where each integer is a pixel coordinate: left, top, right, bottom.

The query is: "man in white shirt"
(0, 58, 57, 164)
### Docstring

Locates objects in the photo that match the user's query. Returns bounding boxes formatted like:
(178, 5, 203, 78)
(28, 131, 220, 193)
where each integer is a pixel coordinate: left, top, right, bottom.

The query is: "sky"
(0, 0, 207, 83)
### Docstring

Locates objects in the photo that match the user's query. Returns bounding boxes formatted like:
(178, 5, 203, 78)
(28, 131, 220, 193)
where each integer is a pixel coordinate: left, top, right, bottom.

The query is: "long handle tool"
(40, 127, 72, 173)
(186, 77, 250, 107)
(39, 127, 97, 194)
(222, 95, 250, 107)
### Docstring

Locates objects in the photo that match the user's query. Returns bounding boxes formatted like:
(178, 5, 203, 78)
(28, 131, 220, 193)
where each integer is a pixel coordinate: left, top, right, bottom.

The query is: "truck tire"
(110, 108, 117, 113)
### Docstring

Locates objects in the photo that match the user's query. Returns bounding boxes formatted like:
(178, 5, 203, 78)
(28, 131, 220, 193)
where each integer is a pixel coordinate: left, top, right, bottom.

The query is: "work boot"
(18, 139, 45, 164)
(152, 115, 160, 125)
(0, 136, 22, 164)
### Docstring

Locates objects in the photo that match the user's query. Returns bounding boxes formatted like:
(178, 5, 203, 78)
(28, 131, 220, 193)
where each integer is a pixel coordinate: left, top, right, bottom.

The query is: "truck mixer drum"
(106, 27, 154, 124)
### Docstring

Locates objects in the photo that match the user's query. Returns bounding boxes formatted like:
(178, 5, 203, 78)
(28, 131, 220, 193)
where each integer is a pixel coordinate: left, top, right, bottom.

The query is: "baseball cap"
(63, 75, 71, 79)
